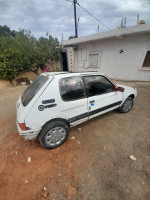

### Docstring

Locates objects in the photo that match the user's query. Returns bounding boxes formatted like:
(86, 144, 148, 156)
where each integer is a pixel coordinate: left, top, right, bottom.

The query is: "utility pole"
(73, 0, 78, 37)
(137, 13, 139, 25)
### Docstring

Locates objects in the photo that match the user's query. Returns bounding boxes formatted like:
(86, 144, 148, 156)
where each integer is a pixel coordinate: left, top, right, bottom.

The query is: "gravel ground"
(0, 81, 150, 200)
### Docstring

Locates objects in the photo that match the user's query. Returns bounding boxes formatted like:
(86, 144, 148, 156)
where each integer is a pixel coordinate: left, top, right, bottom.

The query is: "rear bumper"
(16, 122, 41, 140)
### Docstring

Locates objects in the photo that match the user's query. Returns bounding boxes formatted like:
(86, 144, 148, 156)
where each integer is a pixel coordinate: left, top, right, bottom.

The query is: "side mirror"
(115, 86, 125, 92)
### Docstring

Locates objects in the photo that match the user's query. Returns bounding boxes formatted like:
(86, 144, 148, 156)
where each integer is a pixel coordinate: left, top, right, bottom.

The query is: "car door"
(59, 76, 88, 126)
(82, 75, 122, 119)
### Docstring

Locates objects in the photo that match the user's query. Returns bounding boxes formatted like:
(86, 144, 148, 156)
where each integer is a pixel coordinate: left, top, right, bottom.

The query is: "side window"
(59, 76, 85, 101)
(83, 75, 115, 97)
(142, 51, 150, 68)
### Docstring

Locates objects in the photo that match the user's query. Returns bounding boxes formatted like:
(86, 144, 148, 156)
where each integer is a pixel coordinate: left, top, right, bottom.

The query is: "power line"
(77, 2, 111, 30)
(55, 3, 73, 37)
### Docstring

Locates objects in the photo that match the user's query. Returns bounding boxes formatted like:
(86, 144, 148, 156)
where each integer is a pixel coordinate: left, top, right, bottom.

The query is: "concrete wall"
(69, 33, 150, 81)
(66, 47, 78, 72)
(46, 60, 62, 72)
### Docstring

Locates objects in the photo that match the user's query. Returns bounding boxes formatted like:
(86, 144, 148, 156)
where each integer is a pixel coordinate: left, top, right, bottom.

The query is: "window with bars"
(88, 52, 100, 68)
(142, 51, 150, 68)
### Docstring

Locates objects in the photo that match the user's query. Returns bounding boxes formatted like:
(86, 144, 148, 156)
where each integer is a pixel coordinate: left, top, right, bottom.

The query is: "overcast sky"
(0, 0, 150, 41)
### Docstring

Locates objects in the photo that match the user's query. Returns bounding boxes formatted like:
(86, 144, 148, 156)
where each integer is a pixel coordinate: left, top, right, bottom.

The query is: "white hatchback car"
(16, 72, 137, 149)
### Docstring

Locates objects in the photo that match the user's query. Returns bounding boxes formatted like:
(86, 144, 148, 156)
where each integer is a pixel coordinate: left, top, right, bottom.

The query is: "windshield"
(21, 75, 48, 106)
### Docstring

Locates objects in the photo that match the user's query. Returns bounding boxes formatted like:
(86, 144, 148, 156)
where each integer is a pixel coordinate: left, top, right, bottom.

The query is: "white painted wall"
(66, 47, 78, 72)
(68, 33, 150, 81)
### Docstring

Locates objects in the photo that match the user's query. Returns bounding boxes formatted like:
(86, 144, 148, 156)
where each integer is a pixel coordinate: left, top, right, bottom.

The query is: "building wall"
(71, 33, 150, 81)
(66, 47, 78, 72)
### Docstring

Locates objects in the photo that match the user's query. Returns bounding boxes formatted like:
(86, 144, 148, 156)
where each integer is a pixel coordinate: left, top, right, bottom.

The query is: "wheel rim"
(45, 127, 66, 146)
(123, 99, 133, 112)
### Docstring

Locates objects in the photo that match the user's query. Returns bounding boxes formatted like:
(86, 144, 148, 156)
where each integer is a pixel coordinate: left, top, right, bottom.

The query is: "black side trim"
(42, 99, 55, 104)
(89, 101, 122, 116)
(68, 112, 88, 123)
(68, 101, 122, 123)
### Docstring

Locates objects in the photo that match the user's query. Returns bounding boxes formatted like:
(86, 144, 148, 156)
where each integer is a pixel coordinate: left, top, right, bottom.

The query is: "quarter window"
(59, 76, 85, 101)
(83, 75, 115, 97)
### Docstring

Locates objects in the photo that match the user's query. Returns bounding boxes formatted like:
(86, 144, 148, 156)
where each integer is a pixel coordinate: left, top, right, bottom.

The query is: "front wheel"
(118, 97, 133, 113)
(39, 120, 69, 149)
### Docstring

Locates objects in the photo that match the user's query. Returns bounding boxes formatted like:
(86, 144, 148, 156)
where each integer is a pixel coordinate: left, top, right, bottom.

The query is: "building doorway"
(61, 52, 68, 71)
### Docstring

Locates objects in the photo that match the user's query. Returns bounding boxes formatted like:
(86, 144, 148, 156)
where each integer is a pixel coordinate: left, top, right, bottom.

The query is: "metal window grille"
(88, 53, 100, 68)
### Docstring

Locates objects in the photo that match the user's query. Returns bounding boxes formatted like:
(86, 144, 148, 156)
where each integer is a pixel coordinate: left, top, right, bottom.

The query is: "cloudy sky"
(0, 0, 150, 41)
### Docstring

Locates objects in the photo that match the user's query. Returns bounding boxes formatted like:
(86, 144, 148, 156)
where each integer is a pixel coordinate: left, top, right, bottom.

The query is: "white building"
(62, 24, 150, 81)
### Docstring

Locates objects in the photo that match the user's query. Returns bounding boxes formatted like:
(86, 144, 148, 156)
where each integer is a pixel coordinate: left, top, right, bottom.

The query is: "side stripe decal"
(89, 101, 122, 116)
(69, 112, 89, 123)
(68, 101, 122, 123)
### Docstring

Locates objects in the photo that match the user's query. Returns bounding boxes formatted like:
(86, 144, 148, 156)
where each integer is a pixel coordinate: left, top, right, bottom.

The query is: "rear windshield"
(21, 75, 48, 106)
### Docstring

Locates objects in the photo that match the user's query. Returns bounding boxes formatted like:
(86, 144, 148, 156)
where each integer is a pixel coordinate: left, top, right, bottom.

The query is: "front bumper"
(16, 122, 41, 140)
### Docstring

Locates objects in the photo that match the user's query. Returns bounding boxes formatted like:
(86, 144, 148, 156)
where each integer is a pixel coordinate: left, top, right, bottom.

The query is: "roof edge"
(62, 24, 150, 46)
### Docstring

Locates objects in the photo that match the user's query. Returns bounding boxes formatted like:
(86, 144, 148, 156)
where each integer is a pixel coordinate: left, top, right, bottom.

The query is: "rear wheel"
(118, 97, 133, 113)
(39, 120, 69, 149)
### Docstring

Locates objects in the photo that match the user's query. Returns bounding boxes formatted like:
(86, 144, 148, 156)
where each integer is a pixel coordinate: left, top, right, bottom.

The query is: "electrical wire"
(55, 3, 73, 37)
(77, 2, 111, 30)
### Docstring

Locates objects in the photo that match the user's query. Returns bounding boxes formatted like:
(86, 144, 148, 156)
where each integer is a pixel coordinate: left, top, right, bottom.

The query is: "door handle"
(90, 100, 95, 103)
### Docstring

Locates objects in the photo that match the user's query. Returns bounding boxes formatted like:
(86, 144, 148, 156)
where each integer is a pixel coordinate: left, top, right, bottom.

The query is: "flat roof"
(62, 24, 150, 46)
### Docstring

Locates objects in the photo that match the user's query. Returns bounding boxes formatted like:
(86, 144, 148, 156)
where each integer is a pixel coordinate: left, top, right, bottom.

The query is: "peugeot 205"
(16, 72, 137, 149)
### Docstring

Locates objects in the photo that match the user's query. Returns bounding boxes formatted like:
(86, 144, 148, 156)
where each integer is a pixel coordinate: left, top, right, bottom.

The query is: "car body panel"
(117, 84, 137, 105)
(16, 76, 53, 123)
(87, 91, 122, 119)
(16, 72, 137, 140)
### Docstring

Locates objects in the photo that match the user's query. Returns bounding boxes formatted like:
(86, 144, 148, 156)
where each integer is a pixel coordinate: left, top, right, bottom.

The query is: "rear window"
(21, 75, 48, 106)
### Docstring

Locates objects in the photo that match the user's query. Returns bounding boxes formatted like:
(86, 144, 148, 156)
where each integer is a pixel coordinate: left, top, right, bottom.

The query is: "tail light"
(18, 122, 30, 131)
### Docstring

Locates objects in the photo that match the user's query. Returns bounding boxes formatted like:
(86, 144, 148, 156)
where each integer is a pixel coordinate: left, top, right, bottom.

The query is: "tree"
(0, 26, 62, 83)
(0, 36, 26, 84)
(14, 30, 61, 74)
(37, 35, 61, 72)
(0, 25, 17, 37)
(15, 29, 40, 74)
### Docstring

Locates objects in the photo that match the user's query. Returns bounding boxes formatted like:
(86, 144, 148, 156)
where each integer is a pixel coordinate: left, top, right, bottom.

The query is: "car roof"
(41, 71, 105, 78)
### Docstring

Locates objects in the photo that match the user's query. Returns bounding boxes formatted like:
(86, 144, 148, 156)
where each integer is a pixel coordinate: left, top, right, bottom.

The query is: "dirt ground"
(0, 81, 150, 200)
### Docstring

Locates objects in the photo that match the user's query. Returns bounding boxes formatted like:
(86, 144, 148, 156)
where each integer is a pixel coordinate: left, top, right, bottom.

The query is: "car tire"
(39, 120, 69, 149)
(118, 97, 133, 113)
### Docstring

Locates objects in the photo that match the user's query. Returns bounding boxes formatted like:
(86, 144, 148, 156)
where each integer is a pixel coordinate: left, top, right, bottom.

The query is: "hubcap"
(45, 127, 66, 146)
(123, 99, 133, 112)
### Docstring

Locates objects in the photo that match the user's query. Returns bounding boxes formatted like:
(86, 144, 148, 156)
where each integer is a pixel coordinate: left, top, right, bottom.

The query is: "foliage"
(0, 25, 17, 37)
(0, 25, 62, 82)
(0, 36, 26, 83)
(38, 35, 61, 72)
